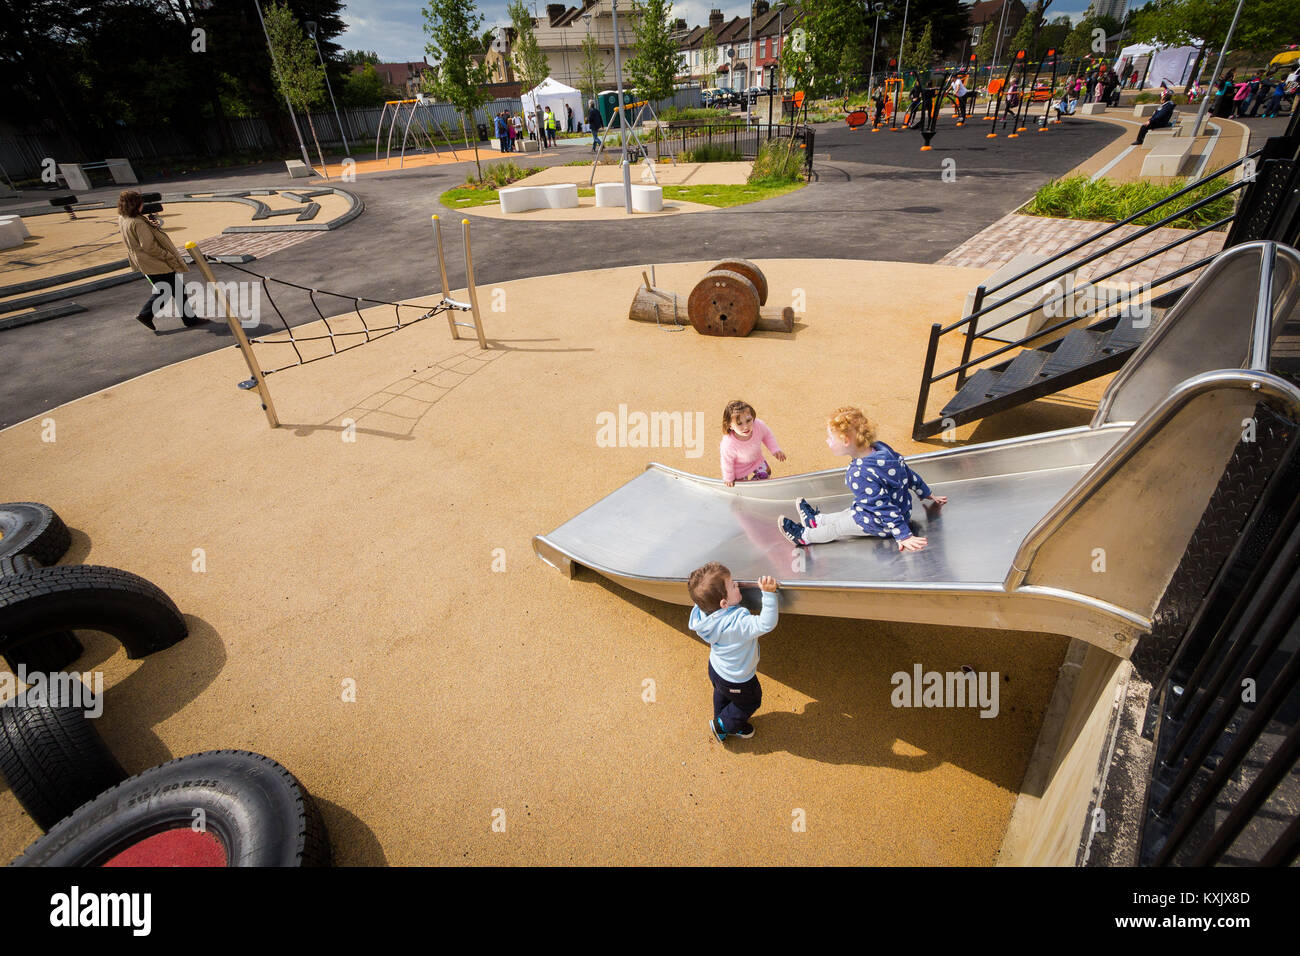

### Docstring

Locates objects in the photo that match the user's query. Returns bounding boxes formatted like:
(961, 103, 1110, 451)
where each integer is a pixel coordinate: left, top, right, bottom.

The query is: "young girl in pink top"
(720, 400, 786, 487)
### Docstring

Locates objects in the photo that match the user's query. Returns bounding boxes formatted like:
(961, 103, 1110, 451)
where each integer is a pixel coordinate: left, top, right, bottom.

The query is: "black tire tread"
(0, 503, 71, 567)
(0, 564, 186, 659)
(13, 749, 331, 867)
(0, 697, 126, 831)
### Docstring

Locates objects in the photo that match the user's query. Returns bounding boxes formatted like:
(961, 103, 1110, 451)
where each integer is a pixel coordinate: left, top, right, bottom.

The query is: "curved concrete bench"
(499, 183, 579, 214)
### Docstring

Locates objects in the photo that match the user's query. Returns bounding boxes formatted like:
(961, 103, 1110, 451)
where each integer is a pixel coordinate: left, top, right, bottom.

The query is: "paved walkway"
(939, 212, 1227, 289)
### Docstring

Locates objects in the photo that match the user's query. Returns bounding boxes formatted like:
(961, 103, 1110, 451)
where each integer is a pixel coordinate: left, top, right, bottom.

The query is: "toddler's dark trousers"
(709, 662, 762, 733)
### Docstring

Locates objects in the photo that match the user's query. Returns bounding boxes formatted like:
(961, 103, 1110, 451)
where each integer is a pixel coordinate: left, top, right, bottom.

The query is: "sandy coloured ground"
(311, 147, 513, 181)
(0, 258, 1113, 865)
(1, 192, 353, 303)
(1059, 113, 1250, 183)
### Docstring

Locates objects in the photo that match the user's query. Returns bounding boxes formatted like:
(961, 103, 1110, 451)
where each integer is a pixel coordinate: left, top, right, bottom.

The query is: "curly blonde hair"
(827, 406, 876, 450)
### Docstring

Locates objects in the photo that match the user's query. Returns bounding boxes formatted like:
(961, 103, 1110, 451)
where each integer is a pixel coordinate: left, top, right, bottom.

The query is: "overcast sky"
(339, 0, 1100, 63)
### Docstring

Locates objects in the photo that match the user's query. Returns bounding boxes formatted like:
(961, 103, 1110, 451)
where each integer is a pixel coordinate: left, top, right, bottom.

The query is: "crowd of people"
(491, 102, 583, 152)
(1213, 70, 1295, 120)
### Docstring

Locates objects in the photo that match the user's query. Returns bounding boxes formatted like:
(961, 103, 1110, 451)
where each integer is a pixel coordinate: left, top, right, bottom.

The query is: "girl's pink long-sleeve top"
(719, 418, 782, 482)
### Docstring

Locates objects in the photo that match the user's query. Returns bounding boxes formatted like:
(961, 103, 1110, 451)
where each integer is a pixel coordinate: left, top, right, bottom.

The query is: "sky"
(338, 0, 1100, 63)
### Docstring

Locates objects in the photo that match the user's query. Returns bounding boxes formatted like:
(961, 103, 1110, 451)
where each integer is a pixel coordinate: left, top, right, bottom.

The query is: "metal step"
(1100, 309, 1156, 354)
(940, 368, 1000, 417)
(1039, 329, 1108, 378)
(985, 349, 1051, 398)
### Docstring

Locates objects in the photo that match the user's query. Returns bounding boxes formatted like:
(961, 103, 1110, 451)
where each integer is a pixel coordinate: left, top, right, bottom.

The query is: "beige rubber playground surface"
(0, 259, 1113, 865)
(1, 192, 352, 304)
(1062, 113, 1250, 183)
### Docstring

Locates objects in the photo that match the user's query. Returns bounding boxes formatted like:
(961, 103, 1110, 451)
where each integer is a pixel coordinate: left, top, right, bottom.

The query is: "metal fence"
(652, 120, 814, 176)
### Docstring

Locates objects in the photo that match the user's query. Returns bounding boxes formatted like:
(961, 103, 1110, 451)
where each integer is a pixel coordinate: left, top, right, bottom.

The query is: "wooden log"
(755, 305, 795, 333)
(629, 285, 685, 324)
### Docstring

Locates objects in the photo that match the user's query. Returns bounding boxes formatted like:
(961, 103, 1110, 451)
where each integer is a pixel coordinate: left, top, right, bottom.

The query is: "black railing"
(652, 120, 814, 178)
(910, 148, 1275, 440)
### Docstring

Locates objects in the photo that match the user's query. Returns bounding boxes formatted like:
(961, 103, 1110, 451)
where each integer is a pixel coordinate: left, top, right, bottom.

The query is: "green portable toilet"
(597, 90, 620, 126)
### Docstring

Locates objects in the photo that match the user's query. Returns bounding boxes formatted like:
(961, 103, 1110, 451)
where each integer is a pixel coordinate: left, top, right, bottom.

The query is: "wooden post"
(186, 242, 279, 428)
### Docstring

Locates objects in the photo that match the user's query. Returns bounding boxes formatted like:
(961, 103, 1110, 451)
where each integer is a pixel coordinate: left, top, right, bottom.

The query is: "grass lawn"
(439, 181, 804, 210)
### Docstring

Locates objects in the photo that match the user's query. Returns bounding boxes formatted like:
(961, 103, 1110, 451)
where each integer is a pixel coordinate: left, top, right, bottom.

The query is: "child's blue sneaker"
(778, 516, 808, 547)
(711, 717, 727, 743)
(731, 722, 755, 738)
(795, 497, 820, 527)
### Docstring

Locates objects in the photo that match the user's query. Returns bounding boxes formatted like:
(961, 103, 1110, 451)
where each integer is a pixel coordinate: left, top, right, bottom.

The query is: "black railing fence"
(650, 120, 814, 178)
(911, 108, 1300, 439)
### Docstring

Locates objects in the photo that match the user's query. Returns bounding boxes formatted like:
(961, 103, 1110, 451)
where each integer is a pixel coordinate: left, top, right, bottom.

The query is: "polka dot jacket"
(845, 441, 933, 541)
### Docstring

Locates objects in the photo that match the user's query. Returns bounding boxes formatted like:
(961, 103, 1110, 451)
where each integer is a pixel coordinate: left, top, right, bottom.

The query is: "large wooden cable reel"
(688, 269, 760, 336)
(710, 258, 768, 305)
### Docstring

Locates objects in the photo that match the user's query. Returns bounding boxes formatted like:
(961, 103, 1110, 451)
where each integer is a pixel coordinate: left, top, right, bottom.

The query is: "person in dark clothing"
(586, 99, 603, 150)
(1134, 92, 1176, 145)
(565, 102, 574, 132)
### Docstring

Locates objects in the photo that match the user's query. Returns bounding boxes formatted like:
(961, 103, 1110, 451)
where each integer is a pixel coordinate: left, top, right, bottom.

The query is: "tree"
(701, 30, 719, 88)
(508, 0, 550, 95)
(780, 3, 815, 96)
(1037, 15, 1070, 58)
(577, 32, 605, 103)
(1007, 5, 1037, 66)
(340, 63, 391, 107)
(264, 0, 329, 172)
(626, 0, 680, 107)
(343, 49, 380, 67)
(901, 21, 933, 78)
(1133, 0, 1299, 52)
(423, 0, 493, 179)
(974, 17, 998, 69)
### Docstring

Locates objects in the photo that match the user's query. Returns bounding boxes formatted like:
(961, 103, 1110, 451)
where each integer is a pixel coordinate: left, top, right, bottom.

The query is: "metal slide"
(534, 243, 1300, 656)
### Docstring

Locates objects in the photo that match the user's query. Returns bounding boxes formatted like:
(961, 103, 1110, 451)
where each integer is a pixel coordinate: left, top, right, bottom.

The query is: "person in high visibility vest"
(544, 106, 558, 147)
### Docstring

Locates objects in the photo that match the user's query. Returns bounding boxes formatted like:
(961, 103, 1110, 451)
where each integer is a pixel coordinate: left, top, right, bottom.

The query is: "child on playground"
(687, 562, 779, 743)
(778, 406, 947, 552)
(872, 85, 887, 127)
(720, 400, 786, 486)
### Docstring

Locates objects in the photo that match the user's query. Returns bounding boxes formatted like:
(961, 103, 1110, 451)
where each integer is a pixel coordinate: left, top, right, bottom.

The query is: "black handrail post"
(913, 323, 942, 440)
(958, 286, 985, 388)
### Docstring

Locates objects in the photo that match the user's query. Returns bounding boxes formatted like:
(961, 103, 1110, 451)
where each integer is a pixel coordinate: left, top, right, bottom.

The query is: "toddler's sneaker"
(795, 497, 820, 527)
(710, 717, 727, 743)
(731, 722, 755, 739)
(778, 516, 808, 547)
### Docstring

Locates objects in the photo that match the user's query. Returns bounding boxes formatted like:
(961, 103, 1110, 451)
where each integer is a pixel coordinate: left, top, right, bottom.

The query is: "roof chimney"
(754, 1, 769, 15)
(709, 8, 723, 31)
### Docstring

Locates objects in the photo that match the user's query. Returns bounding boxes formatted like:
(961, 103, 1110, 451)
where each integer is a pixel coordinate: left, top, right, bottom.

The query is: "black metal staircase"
(912, 109, 1300, 440)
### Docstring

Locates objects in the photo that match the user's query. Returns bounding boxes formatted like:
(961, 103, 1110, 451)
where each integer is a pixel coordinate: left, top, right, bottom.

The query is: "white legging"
(801, 507, 882, 544)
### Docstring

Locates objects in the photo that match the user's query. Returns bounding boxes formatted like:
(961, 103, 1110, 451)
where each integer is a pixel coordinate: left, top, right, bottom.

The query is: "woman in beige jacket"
(118, 190, 209, 332)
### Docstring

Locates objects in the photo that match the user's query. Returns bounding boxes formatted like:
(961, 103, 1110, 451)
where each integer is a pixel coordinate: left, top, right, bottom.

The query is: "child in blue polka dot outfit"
(779, 406, 947, 552)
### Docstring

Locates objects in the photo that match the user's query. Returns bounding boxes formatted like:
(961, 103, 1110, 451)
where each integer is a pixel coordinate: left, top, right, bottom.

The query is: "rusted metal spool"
(711, 258, 768, 305)
(688, 270, 760, 337)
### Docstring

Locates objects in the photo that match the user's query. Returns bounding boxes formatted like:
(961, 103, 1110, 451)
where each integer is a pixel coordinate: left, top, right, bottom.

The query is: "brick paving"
(938, 211, 1227, 290)
(195, 230, 323, 259)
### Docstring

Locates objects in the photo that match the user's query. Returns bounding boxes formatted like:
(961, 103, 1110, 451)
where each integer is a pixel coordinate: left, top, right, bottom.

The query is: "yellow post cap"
(432, 214, 440, 220)
(185, 240, 197, 249)
(462, 219, 469, 225)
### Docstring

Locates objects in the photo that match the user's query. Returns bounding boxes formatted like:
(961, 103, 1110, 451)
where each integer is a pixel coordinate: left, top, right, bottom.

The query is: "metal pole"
(461, 218, 488, 350)
(1190, 0, 1246, 139)
(897, 0, 910, 79)
(748, 1, 754, 126)
(611, 0, 633, 213)
(431, 215, 459, 340)
(990, 0, 1009, 79)
(869, 11, 880, 89)
(186, 241, 279, 428)
(254, 0, 312, 169)
(307, 23, 350, 156)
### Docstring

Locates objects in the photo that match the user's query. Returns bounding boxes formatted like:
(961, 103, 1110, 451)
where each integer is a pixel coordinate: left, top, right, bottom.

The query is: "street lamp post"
(1190, 0, 1247, 139)
(610, 0, 633, 213)
(868, 3, 888, 90)
(897, 0, 911, 79)
(305, 20, 350, 157)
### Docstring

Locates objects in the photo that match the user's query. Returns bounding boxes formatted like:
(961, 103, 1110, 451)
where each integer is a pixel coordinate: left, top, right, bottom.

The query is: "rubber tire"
(0, 565, 186, 661)
(0, 503, 71, 567)
(0, 555, 84, 673)
(0, 693, 126, 831)
(13, 750, 332, 867)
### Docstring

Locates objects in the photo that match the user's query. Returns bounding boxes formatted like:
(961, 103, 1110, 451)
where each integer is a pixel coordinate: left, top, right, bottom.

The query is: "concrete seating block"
(1133, 103, 1158, 118)
(0, 218, 27, 250)
(630, 184, 663, 213)
(0, 215, 31, 239)
(105, 157, 138, 184)
(595, 182, 626, 207)
(963, 253, 1076, 343)
(1078, 102, 1107, 115)
(517, 139, 540, 153)
(58, 163, 92, 191)
(1140, 137, 1196, 177)
(498, 186, 539, 214)
(285, 160, 312, 178)
(542, 184, 578, 209)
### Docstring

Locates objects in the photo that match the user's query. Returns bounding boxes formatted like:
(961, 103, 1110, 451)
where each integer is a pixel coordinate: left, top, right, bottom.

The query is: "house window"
(739, 43, 749, 58)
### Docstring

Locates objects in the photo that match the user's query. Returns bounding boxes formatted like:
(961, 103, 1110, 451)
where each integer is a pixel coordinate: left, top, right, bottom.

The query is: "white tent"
(520, 77, 584, 131)
(1114, 41, 1203, 90)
